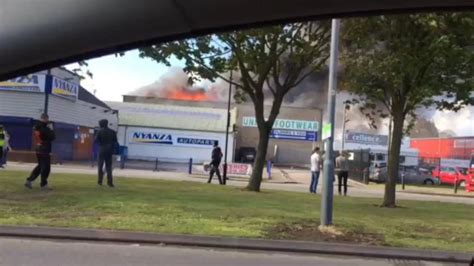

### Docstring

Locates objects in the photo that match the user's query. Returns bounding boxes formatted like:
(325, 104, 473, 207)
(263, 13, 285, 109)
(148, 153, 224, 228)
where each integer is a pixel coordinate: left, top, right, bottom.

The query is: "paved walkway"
(0, 226, 471, 264)
(3, 162, 474, 205)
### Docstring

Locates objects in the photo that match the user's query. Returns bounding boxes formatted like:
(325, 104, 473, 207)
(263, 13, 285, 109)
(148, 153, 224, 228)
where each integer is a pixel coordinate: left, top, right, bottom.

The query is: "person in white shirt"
(1, 130, 12, 167)
(310, 147, 321, 194)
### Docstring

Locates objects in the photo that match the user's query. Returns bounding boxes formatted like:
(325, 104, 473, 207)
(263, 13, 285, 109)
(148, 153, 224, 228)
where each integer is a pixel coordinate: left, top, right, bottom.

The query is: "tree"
(342, 13, 474, 207)
(139, 23, 331, 191)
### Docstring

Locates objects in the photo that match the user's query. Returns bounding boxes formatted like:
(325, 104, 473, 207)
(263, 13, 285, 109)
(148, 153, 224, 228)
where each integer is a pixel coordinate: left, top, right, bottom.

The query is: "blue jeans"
(310, 171, 320, 193)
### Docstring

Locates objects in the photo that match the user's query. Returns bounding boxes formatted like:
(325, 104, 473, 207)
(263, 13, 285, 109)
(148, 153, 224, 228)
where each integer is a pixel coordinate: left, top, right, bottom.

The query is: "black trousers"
(0, 148, 3, 166)
(337, 171, 349, 195)
(98, 152, 113, 185)
(27, 152, 51, 187)
(208, 162, 223, 184)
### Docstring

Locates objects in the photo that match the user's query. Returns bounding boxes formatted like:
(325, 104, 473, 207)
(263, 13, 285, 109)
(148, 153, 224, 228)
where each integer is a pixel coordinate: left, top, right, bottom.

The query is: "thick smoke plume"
(133, 67, 230, 102)
(131, 67, 472, 138)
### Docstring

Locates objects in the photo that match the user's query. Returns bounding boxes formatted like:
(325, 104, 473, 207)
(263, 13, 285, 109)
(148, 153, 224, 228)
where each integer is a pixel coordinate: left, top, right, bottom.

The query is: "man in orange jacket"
(25, 113, 56, 190)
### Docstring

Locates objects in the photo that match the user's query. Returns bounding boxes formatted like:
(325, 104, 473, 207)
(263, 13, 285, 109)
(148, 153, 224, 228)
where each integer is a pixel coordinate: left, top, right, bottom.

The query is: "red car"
(432, 166, 469, 186)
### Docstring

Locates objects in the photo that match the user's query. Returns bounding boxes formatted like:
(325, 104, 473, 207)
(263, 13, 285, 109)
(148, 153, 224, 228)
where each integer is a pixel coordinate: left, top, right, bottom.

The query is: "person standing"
(95, 119, 118, 187)
(207, 141, 223, 184)
(310, 147, 321, 193)
(336, 151, 350, 196)
(0, 125, 5, 168)
(25, 114, 55, 190)
(1, 129, 12, 167)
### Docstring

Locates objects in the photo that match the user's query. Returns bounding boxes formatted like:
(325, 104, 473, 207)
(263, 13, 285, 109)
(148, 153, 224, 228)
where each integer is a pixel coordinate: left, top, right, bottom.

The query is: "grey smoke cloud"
(131, 67, 472, 137)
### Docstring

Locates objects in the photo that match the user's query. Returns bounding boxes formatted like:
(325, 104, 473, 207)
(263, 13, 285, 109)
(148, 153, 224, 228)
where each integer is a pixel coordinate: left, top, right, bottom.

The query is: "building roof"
(107, 101, 236, 133)
(79, 87, 110, 109)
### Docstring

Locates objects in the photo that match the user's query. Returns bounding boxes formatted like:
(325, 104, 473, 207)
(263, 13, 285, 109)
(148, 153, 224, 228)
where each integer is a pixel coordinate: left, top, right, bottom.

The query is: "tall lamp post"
(320, 18, 340, 227)
(222, 70, 233, 185)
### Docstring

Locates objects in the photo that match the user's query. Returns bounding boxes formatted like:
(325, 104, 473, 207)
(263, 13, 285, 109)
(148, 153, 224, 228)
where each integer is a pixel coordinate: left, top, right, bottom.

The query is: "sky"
(66, 50, 183, 102)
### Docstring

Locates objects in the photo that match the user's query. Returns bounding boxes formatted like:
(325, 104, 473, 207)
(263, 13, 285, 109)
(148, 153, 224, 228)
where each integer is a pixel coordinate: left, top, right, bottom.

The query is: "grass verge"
(0, 170, 473, 253)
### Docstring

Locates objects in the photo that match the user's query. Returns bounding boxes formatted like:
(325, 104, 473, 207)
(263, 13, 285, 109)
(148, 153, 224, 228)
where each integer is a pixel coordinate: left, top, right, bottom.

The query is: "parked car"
(431, 166, 469, 186)
(238, 147, 256, 163)
(370, 166, 439, 185)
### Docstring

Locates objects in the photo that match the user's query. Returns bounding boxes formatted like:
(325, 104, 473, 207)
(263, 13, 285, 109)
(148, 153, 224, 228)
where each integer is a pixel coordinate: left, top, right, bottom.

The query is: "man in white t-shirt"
(310, 147, 321, 193)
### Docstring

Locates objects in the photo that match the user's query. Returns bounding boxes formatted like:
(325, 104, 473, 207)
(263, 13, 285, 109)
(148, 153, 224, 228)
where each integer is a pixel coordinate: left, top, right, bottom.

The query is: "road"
(0, 237, 461, 266)
(5, 162, 474, 205)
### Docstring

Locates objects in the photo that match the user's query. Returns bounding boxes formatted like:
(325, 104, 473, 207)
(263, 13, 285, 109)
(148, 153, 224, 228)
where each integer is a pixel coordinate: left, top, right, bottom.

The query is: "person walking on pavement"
(310, 147, 321, 194)
(95, 119, 118, 187)
(208, 141, 223, 185)
(25, 114, 55, 190)
(336, 151, 350, 196)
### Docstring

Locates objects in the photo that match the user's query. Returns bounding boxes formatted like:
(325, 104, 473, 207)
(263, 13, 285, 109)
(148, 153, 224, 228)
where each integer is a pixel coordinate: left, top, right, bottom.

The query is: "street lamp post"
(223, 70, 233, 185)
(320, 19, 340, 227)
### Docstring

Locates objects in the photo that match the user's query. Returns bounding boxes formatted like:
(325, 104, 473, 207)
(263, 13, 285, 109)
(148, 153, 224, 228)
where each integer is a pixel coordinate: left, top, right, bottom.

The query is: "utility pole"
(223, 70, 233, 185)
(43, 69, 52, 115)
(320, 19, 340, 227)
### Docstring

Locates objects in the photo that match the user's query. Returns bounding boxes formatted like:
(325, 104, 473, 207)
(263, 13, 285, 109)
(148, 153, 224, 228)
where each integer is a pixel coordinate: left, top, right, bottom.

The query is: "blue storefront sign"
(177, 137, 215, 146)
(270, 129, 318, 141)
(243, 117, 319, 131)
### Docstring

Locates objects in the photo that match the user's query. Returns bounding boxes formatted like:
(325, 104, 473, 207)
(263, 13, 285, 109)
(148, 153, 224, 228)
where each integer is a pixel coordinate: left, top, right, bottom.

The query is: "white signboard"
(0, 74, 46, 93)
(440, 159, 470, 168)
(122, 127, 234, 163)
(130, 130, 218, 148)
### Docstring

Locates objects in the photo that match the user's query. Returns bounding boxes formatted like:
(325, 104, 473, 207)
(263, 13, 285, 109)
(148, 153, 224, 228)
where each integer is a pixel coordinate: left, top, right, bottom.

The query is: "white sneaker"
(40, 185, 52, 191)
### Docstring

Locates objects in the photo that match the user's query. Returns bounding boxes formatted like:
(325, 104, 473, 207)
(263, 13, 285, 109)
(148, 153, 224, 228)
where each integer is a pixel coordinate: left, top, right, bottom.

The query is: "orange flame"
(165, 88, 214, 101)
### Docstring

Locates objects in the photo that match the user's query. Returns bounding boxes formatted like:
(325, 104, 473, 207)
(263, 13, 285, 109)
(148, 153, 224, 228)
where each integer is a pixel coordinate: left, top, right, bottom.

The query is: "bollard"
(401, 173, 405, 190)
(120, 155, 125, 169)
(153, 158, 159, 172)
(454, 177, 458, 194)
(188, 158, 193, 175)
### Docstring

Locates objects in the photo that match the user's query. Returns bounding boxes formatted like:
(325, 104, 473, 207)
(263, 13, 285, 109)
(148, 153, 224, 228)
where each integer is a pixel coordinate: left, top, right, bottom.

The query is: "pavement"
(0, 226, 471, 265)
(3, 162, 474, 205)
(1, 237, 463, 266)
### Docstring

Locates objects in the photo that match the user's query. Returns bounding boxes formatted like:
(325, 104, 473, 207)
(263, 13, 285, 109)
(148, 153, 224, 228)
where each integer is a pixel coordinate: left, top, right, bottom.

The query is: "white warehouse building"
(107, 101, 236, 163)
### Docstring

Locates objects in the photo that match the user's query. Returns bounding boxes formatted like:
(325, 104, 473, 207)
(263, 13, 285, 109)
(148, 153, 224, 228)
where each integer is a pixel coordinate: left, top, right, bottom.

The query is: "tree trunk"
(382, 111, 404, 208)
(246, 126, 271, 191)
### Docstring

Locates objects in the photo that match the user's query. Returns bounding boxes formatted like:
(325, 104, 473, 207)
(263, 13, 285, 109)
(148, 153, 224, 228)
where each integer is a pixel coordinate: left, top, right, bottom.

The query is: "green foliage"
(70, 60, 93, 80)
(342, 13, 474, 206)
(342, 13, 474, 121)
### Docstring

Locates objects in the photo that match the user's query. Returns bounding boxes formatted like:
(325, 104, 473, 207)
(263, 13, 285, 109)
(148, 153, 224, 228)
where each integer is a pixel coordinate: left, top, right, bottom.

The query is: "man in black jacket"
(208, 141, 223, 185)
(95, 119, 118, 187)
(25, 113, 55, 190)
